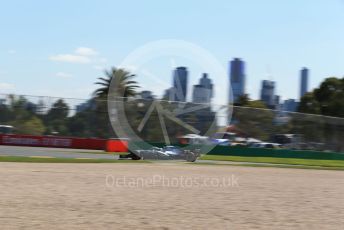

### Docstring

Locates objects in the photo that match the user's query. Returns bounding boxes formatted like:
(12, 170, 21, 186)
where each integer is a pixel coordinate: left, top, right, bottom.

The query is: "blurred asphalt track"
(0, 146, 117, 160)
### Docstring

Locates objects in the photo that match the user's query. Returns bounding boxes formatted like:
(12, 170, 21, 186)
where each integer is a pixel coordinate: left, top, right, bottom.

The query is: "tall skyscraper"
(260, 80, 275, 108)
(172, 67, 188, 102)
(300, 67, 309, 99)
(192, 73, 213, 103)
(230, 58, 246, 103)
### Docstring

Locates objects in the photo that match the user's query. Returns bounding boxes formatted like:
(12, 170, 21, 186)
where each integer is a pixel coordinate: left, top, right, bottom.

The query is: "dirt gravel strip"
(0, 162, 343, 229)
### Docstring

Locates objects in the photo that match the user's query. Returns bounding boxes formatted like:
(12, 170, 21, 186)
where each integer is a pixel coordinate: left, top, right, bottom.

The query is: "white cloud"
(49, 47, 108, 69)
(0, 83, 15, 90)
(56, 72, 73, 78)
(75, 47, 98, 56)
(49, 54, 91, 64)
(49, 47, 103, 64)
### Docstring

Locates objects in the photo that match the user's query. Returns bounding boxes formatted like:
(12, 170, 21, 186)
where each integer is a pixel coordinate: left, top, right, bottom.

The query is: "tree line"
(0, 68, 138, 138)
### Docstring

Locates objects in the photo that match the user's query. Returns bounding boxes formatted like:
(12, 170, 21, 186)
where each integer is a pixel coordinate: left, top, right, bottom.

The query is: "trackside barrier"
(0, 134, 107, 150)
(105, 139, 128, 152)
(2, 135, 342, 160)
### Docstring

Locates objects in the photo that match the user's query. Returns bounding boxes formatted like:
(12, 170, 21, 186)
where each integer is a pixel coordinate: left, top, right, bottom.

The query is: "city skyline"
(145, 60, 310, 111)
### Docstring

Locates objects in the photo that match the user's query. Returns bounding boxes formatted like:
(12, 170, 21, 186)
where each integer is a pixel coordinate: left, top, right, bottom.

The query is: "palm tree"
(94, 67, 139, 99)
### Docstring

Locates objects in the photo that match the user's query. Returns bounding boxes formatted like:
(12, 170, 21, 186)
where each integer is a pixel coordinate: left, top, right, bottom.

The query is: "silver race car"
(125, 146, 201, 162)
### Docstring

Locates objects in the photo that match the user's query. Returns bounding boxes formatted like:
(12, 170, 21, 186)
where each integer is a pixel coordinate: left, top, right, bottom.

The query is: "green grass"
(200, 155, 344, 168)
(0, 156, 149, 163)
(193, 161, 344, 171)
(51, 150, 129, 155)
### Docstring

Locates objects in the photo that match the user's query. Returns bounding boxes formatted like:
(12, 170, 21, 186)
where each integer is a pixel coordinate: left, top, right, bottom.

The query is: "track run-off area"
(1, 162, 344, 229)
(0, 145, 344, 229)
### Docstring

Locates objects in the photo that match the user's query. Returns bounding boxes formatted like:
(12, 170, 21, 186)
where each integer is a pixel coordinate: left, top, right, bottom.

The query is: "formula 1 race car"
(123, 146, 201, 162)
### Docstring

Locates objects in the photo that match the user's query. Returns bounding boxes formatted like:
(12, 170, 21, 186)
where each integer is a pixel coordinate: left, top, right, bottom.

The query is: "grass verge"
(200, 155, 344, 169)
(0, 156, 149, 163)
(49, 150, 128, 155)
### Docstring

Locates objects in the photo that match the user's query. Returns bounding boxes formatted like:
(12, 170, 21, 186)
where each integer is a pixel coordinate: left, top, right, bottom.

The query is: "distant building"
(192, 73, 213, 103)
(300, 67, 309, 99)
(283, 99, 299, 112)
(172, 67, 188, 102)
(164, 67, 188, 102)
(140, 91, 154, 100)
(163, 87, 177, 101)
(230, 58, 246, 103)
(192, 85, 211, 104)
(199, 73, 213, 94)
(260, 80, 275, 108)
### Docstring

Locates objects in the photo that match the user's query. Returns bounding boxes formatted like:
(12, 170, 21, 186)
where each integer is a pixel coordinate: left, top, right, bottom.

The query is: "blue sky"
(0, 0, 343, 104)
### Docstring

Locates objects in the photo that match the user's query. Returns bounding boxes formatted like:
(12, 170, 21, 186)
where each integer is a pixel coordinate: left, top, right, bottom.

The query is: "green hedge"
(207, 145, 344, 160)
